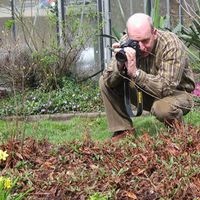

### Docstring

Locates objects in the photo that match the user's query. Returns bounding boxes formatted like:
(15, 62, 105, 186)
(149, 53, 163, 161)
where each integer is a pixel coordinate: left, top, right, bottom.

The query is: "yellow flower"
(4, 178, 12, 189)
(0, 150, 9, 161)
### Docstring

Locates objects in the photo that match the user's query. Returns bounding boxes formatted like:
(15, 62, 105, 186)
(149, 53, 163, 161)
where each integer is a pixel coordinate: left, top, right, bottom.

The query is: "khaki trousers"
(99, 76, 194, 132)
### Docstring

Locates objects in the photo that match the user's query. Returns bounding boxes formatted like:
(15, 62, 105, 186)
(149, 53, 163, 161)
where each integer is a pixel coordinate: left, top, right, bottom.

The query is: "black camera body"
(115, 39, 141, 64)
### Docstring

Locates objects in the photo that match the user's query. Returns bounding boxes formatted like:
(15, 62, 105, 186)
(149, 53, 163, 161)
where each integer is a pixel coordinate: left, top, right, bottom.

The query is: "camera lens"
(115, 49, 127, 63)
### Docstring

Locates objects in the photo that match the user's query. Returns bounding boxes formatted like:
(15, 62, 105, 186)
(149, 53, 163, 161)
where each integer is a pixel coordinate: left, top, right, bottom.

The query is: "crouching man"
(99, 13, 195, 141)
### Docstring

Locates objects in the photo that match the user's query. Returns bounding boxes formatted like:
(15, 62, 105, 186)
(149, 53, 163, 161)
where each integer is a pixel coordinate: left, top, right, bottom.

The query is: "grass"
(0, 111, 199, 144)
(0, 117, 112, 144)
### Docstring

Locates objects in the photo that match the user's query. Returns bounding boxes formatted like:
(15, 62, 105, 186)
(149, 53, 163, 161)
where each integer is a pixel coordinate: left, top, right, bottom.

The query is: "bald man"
(99, 13, 195, 141)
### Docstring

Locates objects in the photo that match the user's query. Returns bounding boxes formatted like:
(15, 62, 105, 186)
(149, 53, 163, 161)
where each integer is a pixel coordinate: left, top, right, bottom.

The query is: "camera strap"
(124, 71, 143, 117)
(124, 77, 134, 117)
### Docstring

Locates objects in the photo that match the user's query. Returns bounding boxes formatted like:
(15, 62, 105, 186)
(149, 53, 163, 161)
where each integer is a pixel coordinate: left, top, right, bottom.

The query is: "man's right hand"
(112, 42, 120, 48)
(112, 42, 121, 53)
(112, 42, 125, 71)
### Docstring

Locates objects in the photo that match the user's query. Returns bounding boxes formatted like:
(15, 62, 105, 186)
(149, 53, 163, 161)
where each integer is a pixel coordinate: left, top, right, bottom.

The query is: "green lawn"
(0, 111, 199, 144)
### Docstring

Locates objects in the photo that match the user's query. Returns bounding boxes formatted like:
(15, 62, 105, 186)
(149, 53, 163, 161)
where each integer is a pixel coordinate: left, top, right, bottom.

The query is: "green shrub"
(0, 77, 103, 116)
(178, 0, 200, 73)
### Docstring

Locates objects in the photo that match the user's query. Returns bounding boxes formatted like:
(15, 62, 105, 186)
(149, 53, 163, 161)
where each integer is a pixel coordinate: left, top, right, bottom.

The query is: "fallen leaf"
(125, 191, 138, 199)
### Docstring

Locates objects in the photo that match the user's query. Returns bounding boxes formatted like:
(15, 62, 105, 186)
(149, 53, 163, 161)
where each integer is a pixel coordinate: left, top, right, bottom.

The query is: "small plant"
(0, 150, 13, 199)
(0, 149, 9, 161)
(0, 176, 31, 200)
(0, 149, 31, 199)
(0, 176, 12, 199)
(88, 192, 108, 200)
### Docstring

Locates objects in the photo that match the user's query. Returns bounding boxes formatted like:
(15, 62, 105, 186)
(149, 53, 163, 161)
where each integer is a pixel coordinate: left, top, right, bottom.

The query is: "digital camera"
(115, 39, 141, 63)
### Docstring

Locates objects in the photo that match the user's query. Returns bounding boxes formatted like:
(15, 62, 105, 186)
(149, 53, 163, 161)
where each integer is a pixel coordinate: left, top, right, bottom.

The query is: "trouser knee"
(99, 76, 106, 93)
(151, 100, 183, 122)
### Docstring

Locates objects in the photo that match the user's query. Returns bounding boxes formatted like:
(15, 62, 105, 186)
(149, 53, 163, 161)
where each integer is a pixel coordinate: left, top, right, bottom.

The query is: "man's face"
(128, 27, 157, 57)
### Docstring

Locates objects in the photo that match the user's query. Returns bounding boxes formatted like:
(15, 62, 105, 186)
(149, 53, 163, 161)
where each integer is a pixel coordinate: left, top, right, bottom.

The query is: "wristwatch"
(133, 69, 140, 79)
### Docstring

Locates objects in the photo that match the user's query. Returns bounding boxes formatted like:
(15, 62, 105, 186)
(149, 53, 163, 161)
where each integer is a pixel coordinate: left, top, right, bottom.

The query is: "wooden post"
(57, 0, 65, 47)
(11, 0, 16, 41)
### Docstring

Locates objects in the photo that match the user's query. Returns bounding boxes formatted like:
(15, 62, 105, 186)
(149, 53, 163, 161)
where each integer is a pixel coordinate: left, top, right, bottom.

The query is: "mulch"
(0, 123, 200, 200)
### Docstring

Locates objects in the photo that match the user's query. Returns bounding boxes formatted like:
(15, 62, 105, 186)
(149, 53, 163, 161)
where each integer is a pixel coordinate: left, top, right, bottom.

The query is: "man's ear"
(153, 28, 157, 39)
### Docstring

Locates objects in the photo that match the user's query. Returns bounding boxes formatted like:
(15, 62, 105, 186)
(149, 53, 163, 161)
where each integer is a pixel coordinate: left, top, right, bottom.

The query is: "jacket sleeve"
(101, 58, 124, 88)
(101, 34, 129, 88)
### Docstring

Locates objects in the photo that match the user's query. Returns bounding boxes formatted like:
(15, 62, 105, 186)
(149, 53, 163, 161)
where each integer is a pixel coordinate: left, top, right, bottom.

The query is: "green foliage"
(111, 27, 122, 41)
(0, 167, 31, 199)
(180, 11, 200, 51)
(184, 110, 200, 126)
(149, 0, 170, 29)
(177, 0, 200, 71)
(88, 192, 108, 200)
(31, 4, 102, 90)
(0, 77, 103, 116)
(4, 19, 15, 30)
(66, 3, 103, 48)
(31, 47, 67, 90)
(151, 0, 160, 28)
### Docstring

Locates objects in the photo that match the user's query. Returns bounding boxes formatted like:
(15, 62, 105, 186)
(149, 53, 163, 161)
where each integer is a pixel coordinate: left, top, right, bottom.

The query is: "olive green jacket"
(102, 30, 195, 99)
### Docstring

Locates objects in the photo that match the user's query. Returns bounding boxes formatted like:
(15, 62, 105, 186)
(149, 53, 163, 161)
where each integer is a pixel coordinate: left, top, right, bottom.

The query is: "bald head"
(126, 13, 153, 39)
(127, 13, 153, 30)
(126, 13, 157, 57)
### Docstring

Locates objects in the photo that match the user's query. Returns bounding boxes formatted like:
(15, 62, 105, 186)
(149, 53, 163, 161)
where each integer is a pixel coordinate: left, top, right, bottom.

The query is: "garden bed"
(0, 123, 200, 199)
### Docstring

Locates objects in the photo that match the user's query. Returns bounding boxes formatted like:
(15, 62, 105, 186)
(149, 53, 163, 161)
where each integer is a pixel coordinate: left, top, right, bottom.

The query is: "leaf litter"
(0, 123, 200, 200)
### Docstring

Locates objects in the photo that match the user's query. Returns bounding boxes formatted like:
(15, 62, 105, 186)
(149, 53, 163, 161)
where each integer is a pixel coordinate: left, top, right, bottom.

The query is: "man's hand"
(112, 42, 120, 49)
(112, 42, 126, 71)
(124, 47, 137, 78)
(112, 43, 138, 76)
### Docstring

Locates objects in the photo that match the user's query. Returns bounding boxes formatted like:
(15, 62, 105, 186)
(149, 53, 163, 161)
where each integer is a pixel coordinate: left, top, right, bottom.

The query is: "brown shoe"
(111, 128, 135, 142)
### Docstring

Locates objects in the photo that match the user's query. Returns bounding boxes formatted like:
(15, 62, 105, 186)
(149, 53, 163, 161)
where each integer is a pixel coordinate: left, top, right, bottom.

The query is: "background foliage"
(0, 1, 102, 91)
(0, 77, 103, 116)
